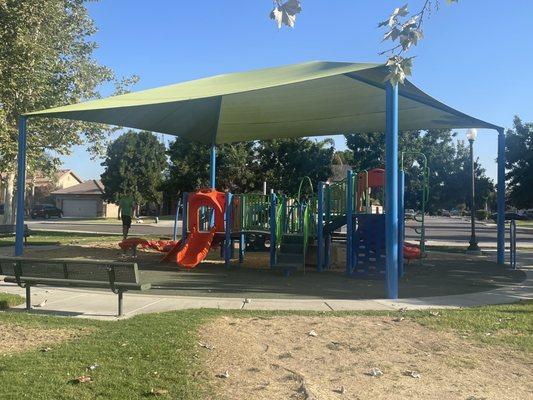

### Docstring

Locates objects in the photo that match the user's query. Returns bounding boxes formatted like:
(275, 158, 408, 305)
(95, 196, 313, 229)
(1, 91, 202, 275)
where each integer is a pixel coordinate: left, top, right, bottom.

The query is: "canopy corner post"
(497, 127, 506, 265)
(15, 116, 28, 257)
(385, 83, 399, 299)
(210, 144, 216, 189)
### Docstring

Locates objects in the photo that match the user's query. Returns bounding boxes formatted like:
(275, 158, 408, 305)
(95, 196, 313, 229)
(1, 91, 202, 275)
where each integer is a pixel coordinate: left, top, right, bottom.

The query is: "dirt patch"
(0, 323, 85, 354)
(199, 316, 533, 400)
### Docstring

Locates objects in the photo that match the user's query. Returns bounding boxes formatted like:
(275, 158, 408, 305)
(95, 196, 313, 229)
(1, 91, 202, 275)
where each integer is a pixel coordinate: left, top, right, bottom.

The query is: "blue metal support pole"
(385, 83, 399, 299)
(15, 117, 27, 257)
(224, 192, 232, 269)
(269, 193, 277, 268)
(346, 170, 354, 275)
(497, 128, 506, 265)
(239, 233, 245, 263)
(398, 171, 405, 277)
(317, 182, 324, 271)
(181, 192, 188, 242)
(210, 145, 216, 189)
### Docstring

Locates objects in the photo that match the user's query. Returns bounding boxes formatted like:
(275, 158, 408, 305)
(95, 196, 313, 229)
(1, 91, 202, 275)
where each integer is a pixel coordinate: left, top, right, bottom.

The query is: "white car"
(405, 209, 416, 220)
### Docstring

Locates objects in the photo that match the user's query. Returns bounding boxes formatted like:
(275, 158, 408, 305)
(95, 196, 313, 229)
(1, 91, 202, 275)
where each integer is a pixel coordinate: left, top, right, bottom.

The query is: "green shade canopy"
(26, 61, 499, 143)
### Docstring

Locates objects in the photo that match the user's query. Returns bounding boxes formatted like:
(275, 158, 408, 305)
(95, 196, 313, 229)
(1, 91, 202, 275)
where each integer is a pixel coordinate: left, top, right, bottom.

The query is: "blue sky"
(62, 0, 533, 181)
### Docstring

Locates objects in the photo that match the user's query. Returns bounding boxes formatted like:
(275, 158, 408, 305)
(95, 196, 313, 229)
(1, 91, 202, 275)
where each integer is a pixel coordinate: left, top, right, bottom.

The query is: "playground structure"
(14, 61, 509, 299)
(120, 164, 428, 280)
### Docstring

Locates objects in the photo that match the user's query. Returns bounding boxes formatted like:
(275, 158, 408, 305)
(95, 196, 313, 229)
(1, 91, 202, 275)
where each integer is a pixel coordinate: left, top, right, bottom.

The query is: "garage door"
(62, 199, 99, 218)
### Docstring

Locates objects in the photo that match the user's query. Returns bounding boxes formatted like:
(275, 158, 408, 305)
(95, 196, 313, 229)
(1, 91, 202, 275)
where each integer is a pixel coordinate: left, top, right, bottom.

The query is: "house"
(52, 180, 119, 218)
(28, 169, 83, 205)
(29, 169, 83, 191)
(1, 169, 83, 205)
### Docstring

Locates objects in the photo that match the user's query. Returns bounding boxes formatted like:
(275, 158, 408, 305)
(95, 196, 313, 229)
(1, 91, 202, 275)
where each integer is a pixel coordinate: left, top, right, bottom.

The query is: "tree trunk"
(2, 173, 15, 225)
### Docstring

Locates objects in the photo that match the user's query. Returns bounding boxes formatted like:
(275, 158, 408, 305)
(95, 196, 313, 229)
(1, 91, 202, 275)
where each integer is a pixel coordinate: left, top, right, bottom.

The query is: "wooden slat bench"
(0, 256, 151, 316)
(0, 225, 31, 244)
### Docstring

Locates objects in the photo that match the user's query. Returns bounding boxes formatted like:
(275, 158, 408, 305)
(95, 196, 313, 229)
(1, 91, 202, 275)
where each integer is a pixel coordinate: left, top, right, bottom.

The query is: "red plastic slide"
(162, 227, 216, 268)
(119, 189, 226, 269)
(403, 244, 421, 260)
(119, 237, 179, 252)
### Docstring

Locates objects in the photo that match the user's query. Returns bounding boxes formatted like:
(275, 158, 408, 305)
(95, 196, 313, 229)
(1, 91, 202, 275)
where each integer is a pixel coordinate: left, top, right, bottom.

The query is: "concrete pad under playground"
(1, 264, 531, 320)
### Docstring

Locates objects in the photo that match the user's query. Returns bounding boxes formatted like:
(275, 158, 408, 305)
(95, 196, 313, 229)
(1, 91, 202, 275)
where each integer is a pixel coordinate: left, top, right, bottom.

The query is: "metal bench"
(0, 225, 31, 244)
(0, 256, 151, 316)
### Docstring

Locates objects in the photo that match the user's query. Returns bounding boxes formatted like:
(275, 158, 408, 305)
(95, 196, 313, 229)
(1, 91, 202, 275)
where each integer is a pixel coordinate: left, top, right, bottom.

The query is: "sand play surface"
(199, 315, 532, 400)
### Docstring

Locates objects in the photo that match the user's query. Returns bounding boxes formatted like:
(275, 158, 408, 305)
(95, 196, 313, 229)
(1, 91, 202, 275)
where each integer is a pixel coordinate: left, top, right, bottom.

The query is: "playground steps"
(273, 234, 305, 275)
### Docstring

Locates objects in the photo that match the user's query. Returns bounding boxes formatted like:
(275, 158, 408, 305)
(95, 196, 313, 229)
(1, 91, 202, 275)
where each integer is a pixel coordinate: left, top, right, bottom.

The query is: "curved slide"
(161, 227, 216, 268)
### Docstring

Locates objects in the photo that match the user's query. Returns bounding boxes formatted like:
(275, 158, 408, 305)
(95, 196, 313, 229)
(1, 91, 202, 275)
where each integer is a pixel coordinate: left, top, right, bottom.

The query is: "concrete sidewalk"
(1, 265, 531, 321)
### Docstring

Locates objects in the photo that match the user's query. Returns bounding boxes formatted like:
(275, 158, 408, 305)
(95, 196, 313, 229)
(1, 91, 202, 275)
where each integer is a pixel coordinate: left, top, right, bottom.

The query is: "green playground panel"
(233, 193, 271, 233)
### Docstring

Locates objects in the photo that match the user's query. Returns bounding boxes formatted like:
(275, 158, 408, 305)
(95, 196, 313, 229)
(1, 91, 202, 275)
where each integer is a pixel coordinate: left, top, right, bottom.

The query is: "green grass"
(516, 220, 533, 227)
(0, 292, 24, 309)
(0, 231, 122, 247)
(0, 310, 217, 400)
(410, 300, 533, 353)
(0, 301, 531, 399)
(425, 245, 469, 254)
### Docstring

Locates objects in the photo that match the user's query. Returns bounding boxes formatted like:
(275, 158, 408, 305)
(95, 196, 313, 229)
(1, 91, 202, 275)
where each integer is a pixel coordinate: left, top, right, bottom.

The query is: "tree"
(0, 0, 136, 223)
(269, 1, 458, 85)
(100, 131, 167, 208)
(506, 116, 533, 208)
(256, 138, 334, 196)
(164, 138, 259, 200)
(163, 137, 334, 200)
(344, 129, 495, 213)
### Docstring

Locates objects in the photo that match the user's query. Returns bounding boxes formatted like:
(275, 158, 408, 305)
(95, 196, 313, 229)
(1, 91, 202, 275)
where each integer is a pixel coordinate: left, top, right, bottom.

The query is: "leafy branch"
(268, 0, 459, 85)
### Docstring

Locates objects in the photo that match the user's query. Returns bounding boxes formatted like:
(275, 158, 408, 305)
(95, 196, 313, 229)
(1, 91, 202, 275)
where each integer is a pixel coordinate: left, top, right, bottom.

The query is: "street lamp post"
(467, 128, 480, 251)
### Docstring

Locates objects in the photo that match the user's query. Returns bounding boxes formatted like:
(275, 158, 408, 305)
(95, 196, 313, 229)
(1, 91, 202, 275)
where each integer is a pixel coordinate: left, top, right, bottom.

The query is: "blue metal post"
(497, 128, 506, 264)
(385, 83, 399, 299)
(398, 171, 405, 277)
(239, 233, 245, 263)
(346, 170, 354, 275)
(15, 117, 27, 256)
(269, 193, 277, 268)
(210, 145, 216, 189)
(181, 192, 188, 242)
(317, 182, 324, 271)
(224, 192, 232, 268)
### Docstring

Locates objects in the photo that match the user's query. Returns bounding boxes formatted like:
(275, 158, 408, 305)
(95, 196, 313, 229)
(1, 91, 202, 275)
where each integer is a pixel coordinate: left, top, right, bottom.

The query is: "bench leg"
(117, 290, 124, 317)
(25, 285, 31, 311)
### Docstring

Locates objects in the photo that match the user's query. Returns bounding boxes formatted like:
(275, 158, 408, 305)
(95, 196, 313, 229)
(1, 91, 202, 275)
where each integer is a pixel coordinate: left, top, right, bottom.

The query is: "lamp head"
(466, 128, 478, 142)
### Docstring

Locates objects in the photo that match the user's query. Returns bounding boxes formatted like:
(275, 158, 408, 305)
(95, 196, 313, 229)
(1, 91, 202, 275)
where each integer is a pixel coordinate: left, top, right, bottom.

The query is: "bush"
(476, 209, 490, 220)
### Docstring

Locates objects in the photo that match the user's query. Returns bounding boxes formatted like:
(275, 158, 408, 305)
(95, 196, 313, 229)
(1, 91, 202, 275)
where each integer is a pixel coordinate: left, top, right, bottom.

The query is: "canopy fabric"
(26, 61, 499, 143)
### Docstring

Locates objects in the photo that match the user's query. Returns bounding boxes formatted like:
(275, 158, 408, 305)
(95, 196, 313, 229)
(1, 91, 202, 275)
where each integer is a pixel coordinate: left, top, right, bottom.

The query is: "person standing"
(118, 194, 135, 240)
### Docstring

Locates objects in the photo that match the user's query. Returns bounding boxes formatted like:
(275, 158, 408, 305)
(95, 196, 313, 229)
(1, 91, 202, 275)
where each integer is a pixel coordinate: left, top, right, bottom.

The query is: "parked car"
(521, 209, 533, 220)
(404, 209, 416, 220)
(491, 212, 528, 222)
(450, 209, 462, 217)
(440, 209, 451, 217)
(30, 204, 62, 219)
